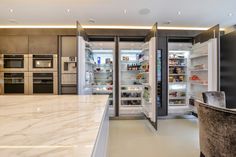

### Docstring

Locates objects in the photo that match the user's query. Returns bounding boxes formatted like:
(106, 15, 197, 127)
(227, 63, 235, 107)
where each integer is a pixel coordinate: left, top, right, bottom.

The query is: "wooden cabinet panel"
(61, 36, 76, 57)
(29, 35, 58, 54)
(0, 36, 28, 54)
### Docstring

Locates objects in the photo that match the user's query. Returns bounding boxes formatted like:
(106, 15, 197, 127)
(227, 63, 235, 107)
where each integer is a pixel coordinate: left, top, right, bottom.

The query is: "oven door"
(4, 55, 24, 68)
(4, 73, 24, 94)
(33, 73, 53, 93)
(33, 55, 53, 68)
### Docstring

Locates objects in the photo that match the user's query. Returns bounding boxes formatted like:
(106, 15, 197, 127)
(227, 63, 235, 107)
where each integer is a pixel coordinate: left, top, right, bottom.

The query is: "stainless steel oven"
(29, 72, 58, 94)
(1, 54, 29, 72)
(33, 73, 53, 94)
(3, 72, 28, 94)
(29, 54, 57, 72)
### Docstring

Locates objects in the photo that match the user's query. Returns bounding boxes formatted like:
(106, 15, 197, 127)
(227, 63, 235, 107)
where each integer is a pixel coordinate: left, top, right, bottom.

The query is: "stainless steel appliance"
(29, 54, 57, 72)
(3, 72, 29, 94)
(61, 57, 77, 94)
(1, 54, 29, 72)
(29, 72, 58, 94)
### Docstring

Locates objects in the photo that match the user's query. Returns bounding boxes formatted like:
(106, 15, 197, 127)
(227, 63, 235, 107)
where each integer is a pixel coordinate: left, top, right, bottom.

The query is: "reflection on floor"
(108, 117, 199, 157)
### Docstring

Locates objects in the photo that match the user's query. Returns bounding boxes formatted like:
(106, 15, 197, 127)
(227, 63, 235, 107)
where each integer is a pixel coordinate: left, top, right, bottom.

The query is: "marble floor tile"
(108, 118, 199, 157)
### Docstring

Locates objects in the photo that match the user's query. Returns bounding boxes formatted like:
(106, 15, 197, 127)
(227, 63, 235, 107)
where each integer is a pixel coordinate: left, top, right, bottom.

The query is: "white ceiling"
(0, 0, 235, 28)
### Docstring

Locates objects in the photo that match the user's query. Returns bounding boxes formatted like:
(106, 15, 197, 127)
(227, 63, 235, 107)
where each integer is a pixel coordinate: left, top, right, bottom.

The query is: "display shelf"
(95, 64, 113, 67)
(121, 97, 142, 101)
(121, 90, 142, 93)
(169, 82, 186, 84)
(92, 90, 112, 94)
(169, 58, 186, 60)
(121, 84, 143, 87)
(169, 89, 186, 92)
(169, 65, 186, 67)
(189, 53, 208, 59)
(169, 97, 186, 100)
(142, 83, 149, 86)
(169, 74, 186, 76)
(190, 82, 208, 86)
(121, 104, 142, 107)
(94, 71, 112, 74)
(92, 85, 113, 87)
(94, 78, 112, 81)
(121, 70, 140, 72)
(169, 103, 186, 106)
(121, 60, 139, 63)
(189, 69, 208, 72)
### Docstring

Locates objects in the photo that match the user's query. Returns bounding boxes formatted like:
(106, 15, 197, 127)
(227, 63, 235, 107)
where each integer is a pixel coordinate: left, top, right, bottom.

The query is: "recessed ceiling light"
(177, 11, 181, 15)
(88, 18, 95, 24)
(66, 9, 70, 13)
(139, 8, 150, 15)
(8, 19, 17, 24)
(124, 9, 127, 14)
(228, 13, 233, 17)
(9, 9, 14, 13)
(163, 20, 172, 25)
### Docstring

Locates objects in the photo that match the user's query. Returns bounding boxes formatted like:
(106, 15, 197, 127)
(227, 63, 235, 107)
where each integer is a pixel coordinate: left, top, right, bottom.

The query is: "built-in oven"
(1, 54, 29, 72)
(28, 72, 58, 94)
(3, 72, 29, 94)
(29, 54, 57, 72)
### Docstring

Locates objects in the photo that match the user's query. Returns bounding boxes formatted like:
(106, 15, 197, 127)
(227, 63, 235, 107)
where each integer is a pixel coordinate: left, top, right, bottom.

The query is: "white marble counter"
(0, 95, 109, 157)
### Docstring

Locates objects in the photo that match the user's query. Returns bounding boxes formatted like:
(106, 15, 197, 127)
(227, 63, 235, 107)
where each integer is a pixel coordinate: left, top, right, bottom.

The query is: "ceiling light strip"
(0, 25, 225, 30)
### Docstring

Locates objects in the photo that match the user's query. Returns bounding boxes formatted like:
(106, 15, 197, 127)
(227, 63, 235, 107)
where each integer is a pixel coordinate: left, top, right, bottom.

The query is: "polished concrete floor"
(108, 118, 199, 157)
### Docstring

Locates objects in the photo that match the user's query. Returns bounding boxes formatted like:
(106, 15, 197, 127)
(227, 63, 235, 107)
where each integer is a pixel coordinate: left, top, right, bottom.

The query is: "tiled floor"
(108, 118, 199, 157)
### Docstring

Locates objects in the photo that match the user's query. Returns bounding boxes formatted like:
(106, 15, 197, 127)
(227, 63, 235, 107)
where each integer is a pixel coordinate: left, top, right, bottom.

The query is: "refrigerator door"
(142, 23, 158, 130)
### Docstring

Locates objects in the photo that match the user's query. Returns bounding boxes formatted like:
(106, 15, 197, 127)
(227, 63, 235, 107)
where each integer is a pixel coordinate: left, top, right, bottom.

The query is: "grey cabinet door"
(61, 36, 76, 57)
(29, 35, 58, 54)
(0, 36, 28, 54)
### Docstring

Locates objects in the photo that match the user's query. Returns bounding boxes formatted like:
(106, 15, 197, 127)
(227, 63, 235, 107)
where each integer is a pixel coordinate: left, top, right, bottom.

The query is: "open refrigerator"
(77, 22, 159, 129)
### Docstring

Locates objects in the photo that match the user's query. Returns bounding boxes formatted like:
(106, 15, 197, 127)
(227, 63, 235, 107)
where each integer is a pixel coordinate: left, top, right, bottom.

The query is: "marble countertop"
(0, 95, 109, 157)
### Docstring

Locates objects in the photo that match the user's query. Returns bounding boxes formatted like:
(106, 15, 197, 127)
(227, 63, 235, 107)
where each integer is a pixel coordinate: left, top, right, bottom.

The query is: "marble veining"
(0, 95, 109, 157)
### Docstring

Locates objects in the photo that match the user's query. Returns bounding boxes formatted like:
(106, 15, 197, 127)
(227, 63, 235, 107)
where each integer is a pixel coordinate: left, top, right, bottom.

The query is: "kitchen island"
(0, 95, 109, 157)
